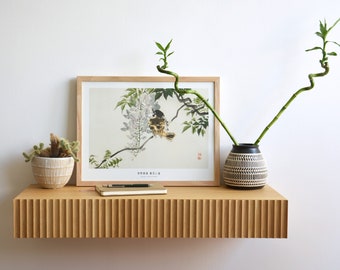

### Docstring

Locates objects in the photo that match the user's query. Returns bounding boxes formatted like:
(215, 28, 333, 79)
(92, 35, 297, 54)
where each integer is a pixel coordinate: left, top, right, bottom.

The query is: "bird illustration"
(149, 109, 175, 140)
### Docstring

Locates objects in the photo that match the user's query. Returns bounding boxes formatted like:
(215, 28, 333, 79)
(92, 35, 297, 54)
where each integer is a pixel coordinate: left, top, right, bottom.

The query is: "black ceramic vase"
(223, 144, 267, 189)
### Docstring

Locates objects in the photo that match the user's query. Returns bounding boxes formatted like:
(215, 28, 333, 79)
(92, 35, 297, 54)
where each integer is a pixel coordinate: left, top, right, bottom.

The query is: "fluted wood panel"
(13, 185, 288, 238)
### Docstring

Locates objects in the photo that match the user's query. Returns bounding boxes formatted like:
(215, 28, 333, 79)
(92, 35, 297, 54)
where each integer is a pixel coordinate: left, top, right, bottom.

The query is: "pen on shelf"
(103, 184, 150, 188)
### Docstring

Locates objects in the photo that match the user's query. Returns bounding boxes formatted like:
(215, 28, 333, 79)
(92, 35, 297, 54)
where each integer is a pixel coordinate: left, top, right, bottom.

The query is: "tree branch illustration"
(93, 135, 154, 169)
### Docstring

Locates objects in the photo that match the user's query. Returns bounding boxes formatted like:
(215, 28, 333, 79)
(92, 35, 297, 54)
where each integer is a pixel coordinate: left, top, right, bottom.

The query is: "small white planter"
(31, 157, 75, 189)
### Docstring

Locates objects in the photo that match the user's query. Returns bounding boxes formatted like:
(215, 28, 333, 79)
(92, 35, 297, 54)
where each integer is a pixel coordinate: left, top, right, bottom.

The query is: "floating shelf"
(13, 184, 288, 239)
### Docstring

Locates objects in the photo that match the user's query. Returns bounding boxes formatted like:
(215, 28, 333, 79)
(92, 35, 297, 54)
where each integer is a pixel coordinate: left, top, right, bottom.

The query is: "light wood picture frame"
(76, 76, 220, 186)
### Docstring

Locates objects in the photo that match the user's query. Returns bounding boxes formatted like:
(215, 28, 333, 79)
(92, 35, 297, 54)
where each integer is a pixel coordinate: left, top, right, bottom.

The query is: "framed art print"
(76, 76, 220, 186)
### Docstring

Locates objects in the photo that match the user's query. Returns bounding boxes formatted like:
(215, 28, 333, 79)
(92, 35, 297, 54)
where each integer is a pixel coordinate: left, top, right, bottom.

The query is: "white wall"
(1, 0, 339, 269)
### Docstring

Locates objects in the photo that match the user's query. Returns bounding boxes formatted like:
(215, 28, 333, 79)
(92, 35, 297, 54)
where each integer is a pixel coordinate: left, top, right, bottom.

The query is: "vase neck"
(231, 143, 260, 153)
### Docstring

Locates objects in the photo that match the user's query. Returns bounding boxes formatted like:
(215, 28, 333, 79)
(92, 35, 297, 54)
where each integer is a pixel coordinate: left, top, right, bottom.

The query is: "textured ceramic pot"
(31, 157, 75, 189)
(223, 144, 267, 189)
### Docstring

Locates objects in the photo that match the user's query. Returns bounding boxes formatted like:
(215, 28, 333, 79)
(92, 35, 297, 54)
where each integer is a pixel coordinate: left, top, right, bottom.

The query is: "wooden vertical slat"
(13, 185, 288, 239)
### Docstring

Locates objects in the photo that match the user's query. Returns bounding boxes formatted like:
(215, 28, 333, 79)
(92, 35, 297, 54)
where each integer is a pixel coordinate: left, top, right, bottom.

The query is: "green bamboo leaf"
(319, 20, 328, 36)
(315, 31, 323, 38)
(155, 42, 165, 51)
(164, 39, 173, 51)
(327, 52, 337, 56)
(306, 46, 322, 52)
(328, 18, 340, 32)
(330, 40, 340, 47)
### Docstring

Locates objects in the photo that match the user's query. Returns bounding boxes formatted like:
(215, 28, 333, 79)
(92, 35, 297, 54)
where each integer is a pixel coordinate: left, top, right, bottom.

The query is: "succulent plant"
(23, 133, 79, 162)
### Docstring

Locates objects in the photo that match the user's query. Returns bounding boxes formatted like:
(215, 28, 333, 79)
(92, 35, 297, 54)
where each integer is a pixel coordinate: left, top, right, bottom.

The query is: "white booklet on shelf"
(95, 183, 167, 196)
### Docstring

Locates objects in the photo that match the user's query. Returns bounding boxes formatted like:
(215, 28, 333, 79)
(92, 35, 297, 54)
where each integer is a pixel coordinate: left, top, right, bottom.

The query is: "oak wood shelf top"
(13, 184, 288, 239)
